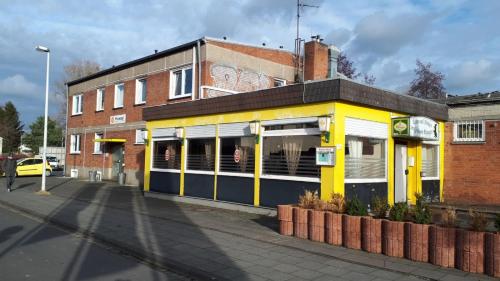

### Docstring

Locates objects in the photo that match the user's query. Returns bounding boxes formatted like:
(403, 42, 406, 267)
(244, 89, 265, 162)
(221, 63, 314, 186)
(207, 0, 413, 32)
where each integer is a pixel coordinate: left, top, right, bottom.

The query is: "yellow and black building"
(142, 78, 447, 208)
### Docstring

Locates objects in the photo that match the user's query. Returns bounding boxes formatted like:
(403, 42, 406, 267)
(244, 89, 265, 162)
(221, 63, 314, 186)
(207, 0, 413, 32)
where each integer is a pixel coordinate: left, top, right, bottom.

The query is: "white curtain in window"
(167, 144, 177, 169)
(347, 137, 363, 158)
(236, 145, 250, 173)
(282, 136, 303, 175)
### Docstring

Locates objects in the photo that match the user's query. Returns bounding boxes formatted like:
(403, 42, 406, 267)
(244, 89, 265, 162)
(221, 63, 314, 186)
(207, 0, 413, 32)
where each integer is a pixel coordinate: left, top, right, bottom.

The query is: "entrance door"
(394, 143, 407, 203)
(111, 144, 124, 180)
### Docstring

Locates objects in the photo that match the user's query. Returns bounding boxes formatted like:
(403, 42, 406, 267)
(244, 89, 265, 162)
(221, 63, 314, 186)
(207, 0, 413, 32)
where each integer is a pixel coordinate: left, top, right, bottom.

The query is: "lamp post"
(36, 45, 50, 195)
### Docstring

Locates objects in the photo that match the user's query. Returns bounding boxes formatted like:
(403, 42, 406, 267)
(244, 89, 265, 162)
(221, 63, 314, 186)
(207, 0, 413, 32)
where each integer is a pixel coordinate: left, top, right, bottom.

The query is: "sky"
(0, 0, 499, 127)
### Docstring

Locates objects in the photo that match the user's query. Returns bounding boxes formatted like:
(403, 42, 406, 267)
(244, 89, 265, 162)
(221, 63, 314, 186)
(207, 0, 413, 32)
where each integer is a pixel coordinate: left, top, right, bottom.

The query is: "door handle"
(405, 169, 409, 175)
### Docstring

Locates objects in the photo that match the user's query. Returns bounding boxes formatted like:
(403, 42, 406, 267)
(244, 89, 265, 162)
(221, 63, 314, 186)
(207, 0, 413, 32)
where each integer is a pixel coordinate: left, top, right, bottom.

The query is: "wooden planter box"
(342, 215, 362, 250)
(361, 217, 382, 253)
(293, 207, 308, 239)
(485, 232, 500, 278)
(456, 229, 485, 273)
(382, 220, 405, 258)
(308, 210, 325, 242)
(325, 212, 342, 246)
(405, 222, 430, 262)
(277, 205, 293, 236)
(429, 226, 456, 268)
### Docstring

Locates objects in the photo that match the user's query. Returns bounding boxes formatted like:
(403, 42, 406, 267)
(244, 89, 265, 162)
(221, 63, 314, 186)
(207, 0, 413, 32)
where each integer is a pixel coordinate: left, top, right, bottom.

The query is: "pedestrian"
(2, 153, 17, 192)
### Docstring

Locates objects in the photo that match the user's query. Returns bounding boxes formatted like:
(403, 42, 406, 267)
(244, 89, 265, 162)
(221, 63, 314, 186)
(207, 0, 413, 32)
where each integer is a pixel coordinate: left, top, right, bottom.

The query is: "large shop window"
(262, 122, 321, 179)
(152, 140, 181, 170)
(345, 136, 386, 180)
(187, 138, 215, 171)
(220, 136, 255, 174)
(422, 144, 438, 178)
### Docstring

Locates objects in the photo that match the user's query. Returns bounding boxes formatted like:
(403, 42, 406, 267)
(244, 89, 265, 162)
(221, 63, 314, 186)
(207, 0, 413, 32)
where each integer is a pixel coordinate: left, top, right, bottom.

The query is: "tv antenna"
(295, 0, 319, 81)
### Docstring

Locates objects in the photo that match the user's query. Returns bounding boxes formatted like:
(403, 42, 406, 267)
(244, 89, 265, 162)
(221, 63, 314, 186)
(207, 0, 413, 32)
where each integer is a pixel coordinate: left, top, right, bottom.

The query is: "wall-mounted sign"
(392, 116, 438, 140)
(316, 147, 336, 166)
(233, 148, 241, 163)
(110, 114, 126, 124)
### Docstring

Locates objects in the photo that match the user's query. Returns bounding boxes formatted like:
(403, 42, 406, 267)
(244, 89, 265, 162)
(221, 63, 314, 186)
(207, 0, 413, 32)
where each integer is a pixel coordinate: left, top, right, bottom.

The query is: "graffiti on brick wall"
(206, 64, 270, 98)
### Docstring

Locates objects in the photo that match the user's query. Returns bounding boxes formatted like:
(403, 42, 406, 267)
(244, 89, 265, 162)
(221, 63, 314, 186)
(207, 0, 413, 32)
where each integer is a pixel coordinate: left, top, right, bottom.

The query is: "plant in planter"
(406, 193, 432, 262)
(485, 214, 500, 277)
(429, 207, 457, 268)
(456, 209, 487, 273)
(308, 196, 326, 242)
(361, 196, 387, 253)
(342, 196, 367, 250)
(325, 193, 345, 246)
(382, 202, 408, 258)
(293, 190, 317, 239)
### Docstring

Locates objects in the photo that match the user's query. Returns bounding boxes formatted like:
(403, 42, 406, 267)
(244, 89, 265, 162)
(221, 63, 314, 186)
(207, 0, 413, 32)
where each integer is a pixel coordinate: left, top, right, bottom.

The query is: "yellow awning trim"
(95, 138, 126, 143)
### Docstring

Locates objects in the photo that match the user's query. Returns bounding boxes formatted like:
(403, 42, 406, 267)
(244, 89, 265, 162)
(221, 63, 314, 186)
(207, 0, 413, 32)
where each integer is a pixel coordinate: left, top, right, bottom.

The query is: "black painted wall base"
(422, 180, 440, 202)
(260, 178, 320, 208)
(184, 173, 215, 199)
(345, 182, 388, 208)
(150, 171, 180, 194)
(217, 176, 254, 205)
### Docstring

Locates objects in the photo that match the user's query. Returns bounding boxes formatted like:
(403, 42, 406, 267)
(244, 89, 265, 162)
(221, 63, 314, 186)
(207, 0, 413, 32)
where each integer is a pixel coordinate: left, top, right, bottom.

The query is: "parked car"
(15, 158, 52, 176)
(46, 156, 60, 169)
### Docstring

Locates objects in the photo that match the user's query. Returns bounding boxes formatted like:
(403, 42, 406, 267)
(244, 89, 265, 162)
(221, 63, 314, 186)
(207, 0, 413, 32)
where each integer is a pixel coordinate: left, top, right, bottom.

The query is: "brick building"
(66, 37, 334, 186)
(444, 91, 500, 205)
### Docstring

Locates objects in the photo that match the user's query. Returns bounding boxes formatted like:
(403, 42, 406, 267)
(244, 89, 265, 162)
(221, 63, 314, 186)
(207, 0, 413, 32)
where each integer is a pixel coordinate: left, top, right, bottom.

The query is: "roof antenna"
(295, 0, 319, 82)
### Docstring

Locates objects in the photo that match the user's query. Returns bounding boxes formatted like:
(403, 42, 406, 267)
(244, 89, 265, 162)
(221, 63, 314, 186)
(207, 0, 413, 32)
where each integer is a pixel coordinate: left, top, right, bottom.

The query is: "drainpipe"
(328, 45, 341, 79)
(63, 84, 69, 177)
(197, 39, 202, 99)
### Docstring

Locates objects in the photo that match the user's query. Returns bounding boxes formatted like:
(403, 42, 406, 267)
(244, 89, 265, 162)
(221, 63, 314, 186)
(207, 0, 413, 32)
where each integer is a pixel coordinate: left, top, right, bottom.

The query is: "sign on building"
(316, 147, 336, 166)
(392, 116, 438, 140)
(110, 114, 126, 124)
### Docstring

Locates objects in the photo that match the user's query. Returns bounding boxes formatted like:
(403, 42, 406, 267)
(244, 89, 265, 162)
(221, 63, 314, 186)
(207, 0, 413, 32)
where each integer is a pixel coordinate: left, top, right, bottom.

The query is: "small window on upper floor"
(170, 67, 193, 99)
(72, 94, 83, 115)
(96, 88, 105, 111)
(114, 83, 124, 108)
(135, 129, 146, 144)
(273, 78, 286, 87)
(453, 120, 485, 142)
(135, 78, 147, 105)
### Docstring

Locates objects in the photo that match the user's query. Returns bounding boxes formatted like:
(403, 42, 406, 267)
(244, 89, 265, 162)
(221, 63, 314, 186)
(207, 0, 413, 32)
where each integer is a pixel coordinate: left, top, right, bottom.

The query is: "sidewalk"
(0, 177, 495, 281)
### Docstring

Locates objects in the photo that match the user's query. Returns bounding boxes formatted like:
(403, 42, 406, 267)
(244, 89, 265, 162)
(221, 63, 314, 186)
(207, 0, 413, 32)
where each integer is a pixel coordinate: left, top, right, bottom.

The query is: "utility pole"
(294, 0, 319, 82)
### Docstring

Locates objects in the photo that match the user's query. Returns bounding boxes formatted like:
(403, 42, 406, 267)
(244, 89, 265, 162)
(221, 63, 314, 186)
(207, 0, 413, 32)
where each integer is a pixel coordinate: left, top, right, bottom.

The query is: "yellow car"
(16, 158, 52, 176)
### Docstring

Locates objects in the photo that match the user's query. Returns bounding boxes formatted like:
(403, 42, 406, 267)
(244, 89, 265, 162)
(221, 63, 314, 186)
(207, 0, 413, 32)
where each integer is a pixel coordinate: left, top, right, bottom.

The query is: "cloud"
(0, 74, 40, 97)
(446, 59, 500, 93)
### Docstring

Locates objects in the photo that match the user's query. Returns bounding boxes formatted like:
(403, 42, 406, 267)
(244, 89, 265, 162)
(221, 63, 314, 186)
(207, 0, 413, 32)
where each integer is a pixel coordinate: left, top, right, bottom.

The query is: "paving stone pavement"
(0, 177, 496, 281)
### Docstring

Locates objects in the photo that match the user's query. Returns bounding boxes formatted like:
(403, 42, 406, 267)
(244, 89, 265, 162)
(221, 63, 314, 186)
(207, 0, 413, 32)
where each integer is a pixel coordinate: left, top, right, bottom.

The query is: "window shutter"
(186, 125, 216, 138)
(219, 122, 251, 137)
(262, 117, 318, 126)
(152, 128, 176, 138)
(345, 118, 388, 139)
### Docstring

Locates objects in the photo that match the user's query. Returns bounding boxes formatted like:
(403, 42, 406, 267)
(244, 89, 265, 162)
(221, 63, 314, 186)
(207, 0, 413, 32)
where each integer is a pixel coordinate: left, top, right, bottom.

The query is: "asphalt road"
(0, 205, 188, 281)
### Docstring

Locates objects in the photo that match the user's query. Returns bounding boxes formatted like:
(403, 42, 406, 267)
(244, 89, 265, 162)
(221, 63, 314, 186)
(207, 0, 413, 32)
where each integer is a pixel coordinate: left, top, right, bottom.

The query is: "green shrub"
(495, 214, 500, 232)
(346, 196, 368, 216)
(389, 202, 408, 221)
(413, 193, 432, 224)
(371, 196, 389, 219)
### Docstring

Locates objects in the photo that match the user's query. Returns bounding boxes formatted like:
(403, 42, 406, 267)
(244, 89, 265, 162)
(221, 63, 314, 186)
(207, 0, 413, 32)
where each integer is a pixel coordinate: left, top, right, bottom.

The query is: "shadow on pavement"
(0, 226, 23, 244)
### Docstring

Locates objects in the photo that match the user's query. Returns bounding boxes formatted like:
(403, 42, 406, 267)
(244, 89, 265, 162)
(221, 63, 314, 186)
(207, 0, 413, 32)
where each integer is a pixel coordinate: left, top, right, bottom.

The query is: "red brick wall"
(444, 121, 500, 205)
(208, 40, 295, 66)
(304, 41, 329, 81)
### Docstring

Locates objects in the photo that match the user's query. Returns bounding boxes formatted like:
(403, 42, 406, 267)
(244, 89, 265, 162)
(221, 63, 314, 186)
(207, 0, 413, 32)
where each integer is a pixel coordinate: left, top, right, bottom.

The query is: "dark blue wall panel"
(217, 176, 254, 205)
(345, 182, 388, 208)
(260, 178, 320, 208)
(150, 171, 180, 195)
(184, 173, 214, 199)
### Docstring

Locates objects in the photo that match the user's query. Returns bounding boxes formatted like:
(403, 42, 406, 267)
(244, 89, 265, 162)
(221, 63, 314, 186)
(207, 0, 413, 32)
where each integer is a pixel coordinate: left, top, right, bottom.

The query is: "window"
(453, 120, 484, 142)
(70, 134, 81, 154)
(262, 122, 321, 179)
(345, 136, 386, 180)
(187, 138, 215, 171)
(72, 94, 83, 115)
(422, 144, 438, 178)
(135, 129, 146, 144)
(114, 83, 124, 108)
(170, 67, 193, 98)
(273, 78, 286, 87)
(94, 133, 103, 154)
(152, 140, 181, 170)
(220, 136, 255, 174)
(96, 88, 105, 111)
(135, 78, 147, 104)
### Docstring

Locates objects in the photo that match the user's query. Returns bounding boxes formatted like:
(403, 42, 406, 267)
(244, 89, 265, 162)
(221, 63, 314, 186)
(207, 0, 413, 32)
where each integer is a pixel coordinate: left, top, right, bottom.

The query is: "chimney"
(328, 45, 340, 78)
(304, 37, 329, 81)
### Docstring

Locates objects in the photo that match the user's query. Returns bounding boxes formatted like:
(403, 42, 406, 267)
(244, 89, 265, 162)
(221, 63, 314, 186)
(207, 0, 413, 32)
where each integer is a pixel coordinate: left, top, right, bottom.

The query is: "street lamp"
(36, 45, 50, 195)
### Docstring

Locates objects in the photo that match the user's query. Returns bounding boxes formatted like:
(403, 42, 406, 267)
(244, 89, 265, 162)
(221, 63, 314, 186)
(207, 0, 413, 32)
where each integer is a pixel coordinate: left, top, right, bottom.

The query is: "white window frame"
(453, 120, 485, 142)
(70, 134, 81, 154)
(344, 135, 388, 184)
(421, 141, 440, 180)
(273, 78, 287, 87)
(218, 135, 255, 178)
(114, 83, 124, 108)
(72, 94, 83, 115)
(93, 133, 103, 154)
(150, 137, 182, 173)
(135, 78, 147, 105)
(96, 88, 105, 111)
(169, 66, 193, 99)
(260, 123, 321, 182)
(135, 129, 146, 144)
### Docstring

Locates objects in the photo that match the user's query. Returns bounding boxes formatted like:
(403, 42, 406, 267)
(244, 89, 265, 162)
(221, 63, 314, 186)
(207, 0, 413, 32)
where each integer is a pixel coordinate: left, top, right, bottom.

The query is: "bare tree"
(54, 60, 101, 127)
(407, 60, 446, 100)
(337, 52, 376, 85)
